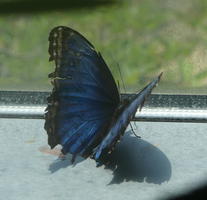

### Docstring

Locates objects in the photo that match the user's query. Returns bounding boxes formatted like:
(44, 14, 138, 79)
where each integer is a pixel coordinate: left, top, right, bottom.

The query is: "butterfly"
(44, 26, 162, 166)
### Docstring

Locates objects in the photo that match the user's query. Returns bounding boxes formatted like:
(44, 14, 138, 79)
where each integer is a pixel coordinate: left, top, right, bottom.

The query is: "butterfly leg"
(71, 154, 77, 163)
(133, 121, 138, 130)
(129, 123, 141, 138)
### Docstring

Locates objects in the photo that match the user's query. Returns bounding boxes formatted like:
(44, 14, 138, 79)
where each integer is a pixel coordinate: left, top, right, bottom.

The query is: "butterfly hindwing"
(93, 73, 162, 162)
(44, 26, 120, 159)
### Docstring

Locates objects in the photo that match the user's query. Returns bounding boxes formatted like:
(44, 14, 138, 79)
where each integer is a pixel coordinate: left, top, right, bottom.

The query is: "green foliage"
(0, 0, 207, 93)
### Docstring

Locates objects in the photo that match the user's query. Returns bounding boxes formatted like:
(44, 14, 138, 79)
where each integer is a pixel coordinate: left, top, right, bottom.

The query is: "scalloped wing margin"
(44, 26, 120, 160)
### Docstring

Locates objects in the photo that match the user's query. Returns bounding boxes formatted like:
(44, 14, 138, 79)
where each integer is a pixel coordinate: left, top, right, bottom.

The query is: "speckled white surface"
(0, 119, 207, 200)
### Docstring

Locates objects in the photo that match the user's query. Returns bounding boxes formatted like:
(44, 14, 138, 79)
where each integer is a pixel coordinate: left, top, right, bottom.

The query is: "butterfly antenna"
(117, 79, 120, 94)
(117, 62, 127, 92)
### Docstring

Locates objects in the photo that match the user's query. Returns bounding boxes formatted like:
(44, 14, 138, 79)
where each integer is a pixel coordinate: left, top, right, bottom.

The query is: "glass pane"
(0, 0, 207, 94)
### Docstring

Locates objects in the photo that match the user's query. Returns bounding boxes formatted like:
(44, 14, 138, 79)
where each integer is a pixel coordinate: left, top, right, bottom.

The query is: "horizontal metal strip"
(0, 105, 207, 123)
(0, 91, 207, 122)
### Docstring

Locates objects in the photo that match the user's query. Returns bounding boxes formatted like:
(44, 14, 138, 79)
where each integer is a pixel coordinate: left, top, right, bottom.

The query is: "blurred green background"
(0, 0, 207, 93)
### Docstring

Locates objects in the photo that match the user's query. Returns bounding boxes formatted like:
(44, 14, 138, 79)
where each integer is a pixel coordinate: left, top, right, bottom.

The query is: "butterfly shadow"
(49, 154, 84, 173)
(48, 131, 171, 184)
(101, 131, 172, 185)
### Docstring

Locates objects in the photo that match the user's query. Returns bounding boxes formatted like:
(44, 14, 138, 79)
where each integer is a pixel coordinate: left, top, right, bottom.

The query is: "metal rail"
(0, 91, 207, 122)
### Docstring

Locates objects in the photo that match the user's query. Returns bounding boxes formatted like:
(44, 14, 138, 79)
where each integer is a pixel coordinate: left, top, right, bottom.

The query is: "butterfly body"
(44, 26, 162, 165)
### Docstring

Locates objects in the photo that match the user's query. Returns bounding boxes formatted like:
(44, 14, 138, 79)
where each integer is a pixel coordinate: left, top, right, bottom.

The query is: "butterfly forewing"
(44, 26, 120, 159)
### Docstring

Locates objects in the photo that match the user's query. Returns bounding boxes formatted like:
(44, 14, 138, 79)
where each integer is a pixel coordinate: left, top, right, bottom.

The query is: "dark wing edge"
(48, 26, 95, 63)
(45, 26, 95, 148)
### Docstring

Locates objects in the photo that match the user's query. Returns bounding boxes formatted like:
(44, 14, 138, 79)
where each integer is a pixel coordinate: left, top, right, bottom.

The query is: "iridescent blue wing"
(93, 73, 162, 164)
(44, 26, 120, 161)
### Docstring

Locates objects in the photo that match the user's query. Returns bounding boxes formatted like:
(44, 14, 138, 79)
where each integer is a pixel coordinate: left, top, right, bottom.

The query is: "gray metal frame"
(0, 91, 207, 122)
